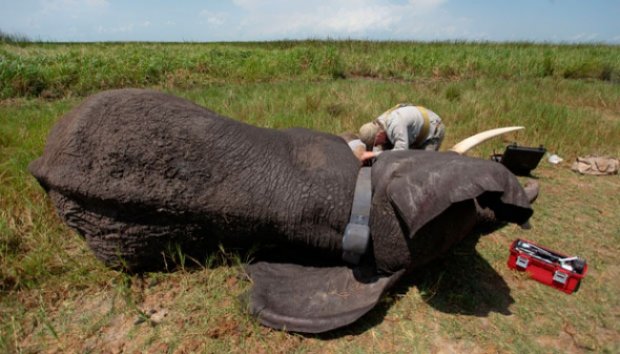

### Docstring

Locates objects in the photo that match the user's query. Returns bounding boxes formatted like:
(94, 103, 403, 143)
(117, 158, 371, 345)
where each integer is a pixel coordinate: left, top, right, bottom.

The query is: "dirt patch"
(536, 333, 581, 353)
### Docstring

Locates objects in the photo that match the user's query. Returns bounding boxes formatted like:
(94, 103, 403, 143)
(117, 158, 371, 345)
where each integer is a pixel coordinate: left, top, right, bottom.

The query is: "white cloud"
(316, 5, 398, 33)
(231, 0, 261, 10)
(570, 33, 600, 42)
(97, 23, 134, 34)
(408, 0, 446, 12)
(200, 10, 227, 26)
(95, 20, 150, 35)
(226, 0, 450, 40)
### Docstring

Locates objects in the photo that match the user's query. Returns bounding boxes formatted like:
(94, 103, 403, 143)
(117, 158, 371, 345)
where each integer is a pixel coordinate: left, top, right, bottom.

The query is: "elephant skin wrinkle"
(29, 89, 358, 270)
(30, 89, 534, 333)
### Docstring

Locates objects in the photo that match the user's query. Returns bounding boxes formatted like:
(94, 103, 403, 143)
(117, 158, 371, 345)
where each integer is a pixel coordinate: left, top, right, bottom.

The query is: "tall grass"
(0, 30, 31, 44)
(1, 41, 619, 99)
(181, 78, 620, 159)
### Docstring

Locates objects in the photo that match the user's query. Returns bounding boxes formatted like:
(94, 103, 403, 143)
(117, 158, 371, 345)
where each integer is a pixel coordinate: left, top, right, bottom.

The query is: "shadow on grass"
(399, 230, 514, 317)
(309, 225, 514, 339)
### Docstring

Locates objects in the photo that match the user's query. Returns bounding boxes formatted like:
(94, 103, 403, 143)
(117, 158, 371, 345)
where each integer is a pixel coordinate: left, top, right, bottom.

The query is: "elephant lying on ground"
(30, 89, 534, 333)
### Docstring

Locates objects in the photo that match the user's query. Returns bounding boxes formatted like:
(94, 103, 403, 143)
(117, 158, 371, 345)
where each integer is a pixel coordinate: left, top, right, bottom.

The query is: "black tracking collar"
(342, 167, 372, 264)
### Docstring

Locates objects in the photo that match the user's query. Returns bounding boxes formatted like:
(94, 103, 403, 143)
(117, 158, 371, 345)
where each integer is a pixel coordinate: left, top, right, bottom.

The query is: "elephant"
(29, 89, 535, 333)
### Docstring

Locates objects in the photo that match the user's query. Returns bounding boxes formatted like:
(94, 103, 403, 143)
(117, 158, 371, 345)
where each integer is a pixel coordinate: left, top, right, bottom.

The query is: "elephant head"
(29, 89, 534, 333)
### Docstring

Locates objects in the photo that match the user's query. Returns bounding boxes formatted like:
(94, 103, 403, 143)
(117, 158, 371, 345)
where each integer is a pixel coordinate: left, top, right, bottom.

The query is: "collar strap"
(342, 167, 372, 264)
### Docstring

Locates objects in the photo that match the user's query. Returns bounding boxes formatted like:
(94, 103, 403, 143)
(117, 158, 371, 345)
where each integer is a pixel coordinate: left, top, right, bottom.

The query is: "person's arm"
(389, 121, 410, 150)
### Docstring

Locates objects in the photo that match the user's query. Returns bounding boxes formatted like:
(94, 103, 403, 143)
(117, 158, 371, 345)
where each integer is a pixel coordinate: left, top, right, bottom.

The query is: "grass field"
(1, 40, 619, 353)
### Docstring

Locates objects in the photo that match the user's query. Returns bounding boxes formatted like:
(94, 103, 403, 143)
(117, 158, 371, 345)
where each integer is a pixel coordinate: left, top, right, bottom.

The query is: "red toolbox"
(507, 239, 587, 294)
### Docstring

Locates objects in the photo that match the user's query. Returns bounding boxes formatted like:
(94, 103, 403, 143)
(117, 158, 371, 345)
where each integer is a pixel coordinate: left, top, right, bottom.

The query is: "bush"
(562, 60, 614, 81)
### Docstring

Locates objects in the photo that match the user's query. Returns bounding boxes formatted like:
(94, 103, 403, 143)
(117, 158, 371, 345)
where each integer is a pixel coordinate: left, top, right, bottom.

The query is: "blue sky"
(1, 0, 619, 43)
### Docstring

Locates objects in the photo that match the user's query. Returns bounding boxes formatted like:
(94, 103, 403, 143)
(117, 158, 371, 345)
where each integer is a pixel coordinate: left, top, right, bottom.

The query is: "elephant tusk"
(449, 126, 525, 155)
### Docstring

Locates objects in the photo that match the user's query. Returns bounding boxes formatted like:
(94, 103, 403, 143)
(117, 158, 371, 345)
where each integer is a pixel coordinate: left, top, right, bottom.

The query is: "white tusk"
(449, 126, 525, 155)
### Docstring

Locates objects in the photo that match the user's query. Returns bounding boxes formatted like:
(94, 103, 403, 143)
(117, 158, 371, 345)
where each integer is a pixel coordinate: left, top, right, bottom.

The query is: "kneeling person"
(359, 104, 445, 162)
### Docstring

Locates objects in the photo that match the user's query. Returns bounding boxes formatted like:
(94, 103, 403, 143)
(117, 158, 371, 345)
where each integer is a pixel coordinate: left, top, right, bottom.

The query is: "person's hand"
(361, 151, 375, 162)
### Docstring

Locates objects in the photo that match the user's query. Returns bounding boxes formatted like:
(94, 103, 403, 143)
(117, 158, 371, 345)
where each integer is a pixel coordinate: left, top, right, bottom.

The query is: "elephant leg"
(48, 190, 214, 271)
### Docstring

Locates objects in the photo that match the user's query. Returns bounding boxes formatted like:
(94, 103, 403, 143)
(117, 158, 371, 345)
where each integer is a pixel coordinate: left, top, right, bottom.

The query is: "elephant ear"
(380, 151, 533, 238)
(246, 261, 403, 333)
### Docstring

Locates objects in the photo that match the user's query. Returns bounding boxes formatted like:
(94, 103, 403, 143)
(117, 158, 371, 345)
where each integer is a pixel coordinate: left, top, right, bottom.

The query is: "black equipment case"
(492, 144, 546, 176)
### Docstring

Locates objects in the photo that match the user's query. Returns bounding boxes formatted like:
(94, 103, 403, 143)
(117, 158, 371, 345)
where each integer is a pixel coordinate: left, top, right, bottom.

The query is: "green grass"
(1, 40, 619, 99)
(1, 41, 619, 353)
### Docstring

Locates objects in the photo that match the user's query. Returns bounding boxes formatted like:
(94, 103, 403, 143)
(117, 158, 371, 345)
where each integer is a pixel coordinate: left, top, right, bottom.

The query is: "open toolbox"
(507, 239, 587, 294)
(491, 143, 546, 176)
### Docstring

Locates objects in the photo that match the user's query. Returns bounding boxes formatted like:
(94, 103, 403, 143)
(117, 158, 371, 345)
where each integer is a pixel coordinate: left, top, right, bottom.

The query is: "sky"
(1, 0, 619, 44)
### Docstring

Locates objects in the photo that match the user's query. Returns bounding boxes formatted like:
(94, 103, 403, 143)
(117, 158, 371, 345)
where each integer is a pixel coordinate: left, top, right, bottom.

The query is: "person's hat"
(359, 121, 381, 148)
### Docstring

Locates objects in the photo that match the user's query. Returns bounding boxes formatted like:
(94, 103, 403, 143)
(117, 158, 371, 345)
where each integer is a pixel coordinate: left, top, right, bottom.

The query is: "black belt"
(342, 167, 372, 264)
